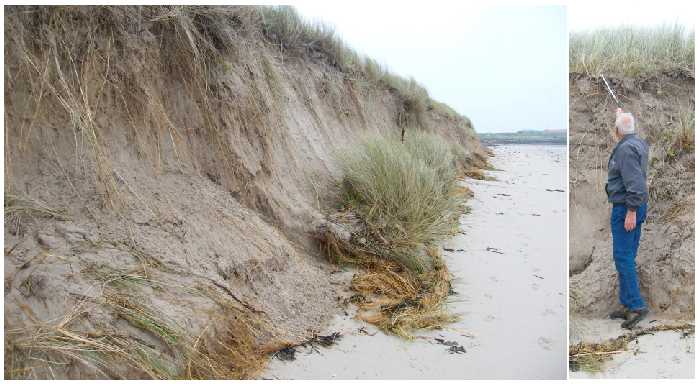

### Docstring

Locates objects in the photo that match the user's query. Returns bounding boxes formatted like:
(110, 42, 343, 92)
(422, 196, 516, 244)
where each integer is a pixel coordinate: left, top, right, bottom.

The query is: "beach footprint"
(537, 336, 552, 351)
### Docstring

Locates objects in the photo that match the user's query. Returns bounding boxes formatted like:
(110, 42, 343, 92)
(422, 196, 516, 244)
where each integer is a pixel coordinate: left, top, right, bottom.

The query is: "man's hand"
(624, 209, 637, 231)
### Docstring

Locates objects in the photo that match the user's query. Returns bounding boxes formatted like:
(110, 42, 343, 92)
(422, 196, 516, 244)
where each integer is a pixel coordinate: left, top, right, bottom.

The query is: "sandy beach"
(264, 144, 567, 379)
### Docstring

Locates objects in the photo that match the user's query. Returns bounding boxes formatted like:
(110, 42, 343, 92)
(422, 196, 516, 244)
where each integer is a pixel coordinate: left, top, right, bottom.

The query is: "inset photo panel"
(568, 2, 695, 379)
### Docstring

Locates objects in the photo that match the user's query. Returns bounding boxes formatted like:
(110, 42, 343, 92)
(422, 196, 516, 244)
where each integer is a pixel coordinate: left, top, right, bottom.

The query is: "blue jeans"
(611, 203, 647, 311)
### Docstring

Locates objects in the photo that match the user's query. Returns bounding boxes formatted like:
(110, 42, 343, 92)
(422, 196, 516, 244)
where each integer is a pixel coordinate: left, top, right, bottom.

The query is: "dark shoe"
(621, 308, 649, 329)
(609, 308, 629, 320)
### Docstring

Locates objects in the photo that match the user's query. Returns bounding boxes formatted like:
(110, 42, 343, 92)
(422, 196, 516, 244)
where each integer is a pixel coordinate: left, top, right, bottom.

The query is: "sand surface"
(264, 145, 567, 379)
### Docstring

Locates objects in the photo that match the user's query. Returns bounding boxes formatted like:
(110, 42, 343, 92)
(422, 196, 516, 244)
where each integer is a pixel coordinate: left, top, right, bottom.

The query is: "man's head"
(615, 108, 635, 139)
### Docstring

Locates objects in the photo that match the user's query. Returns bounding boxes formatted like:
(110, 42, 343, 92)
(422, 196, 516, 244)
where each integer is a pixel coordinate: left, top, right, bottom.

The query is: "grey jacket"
(606, 134, 649, 210)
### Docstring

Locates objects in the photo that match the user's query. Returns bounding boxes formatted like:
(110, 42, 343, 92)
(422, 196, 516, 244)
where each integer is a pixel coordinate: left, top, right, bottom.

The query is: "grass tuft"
(337, 131, 466, 272)
(318, 131, 473, 338)
(104, 293, 181, 346)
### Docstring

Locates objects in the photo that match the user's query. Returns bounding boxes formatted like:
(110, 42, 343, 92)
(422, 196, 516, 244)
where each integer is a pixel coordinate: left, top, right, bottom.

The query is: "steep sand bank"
(569, 73, 694, 318)
(568, 71, 694, 380)
(3, 6, 486, 378)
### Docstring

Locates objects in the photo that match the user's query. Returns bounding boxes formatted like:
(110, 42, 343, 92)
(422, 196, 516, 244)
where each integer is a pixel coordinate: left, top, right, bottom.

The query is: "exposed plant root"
(353, 249, 458, 339)
(464, 168, 486, 180)
(319, 222, 458, 339)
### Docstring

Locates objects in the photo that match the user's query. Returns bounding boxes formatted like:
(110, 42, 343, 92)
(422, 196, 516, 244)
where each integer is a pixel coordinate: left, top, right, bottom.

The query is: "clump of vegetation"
(320, 131, 471, 338)
(646, 103, 694, 170)
(646, 105, 695, 209)
(259, 5, 361, 73)
(350, 246, 458, 338)
(570, 24, 694, 76)
(337, 131, 466, 272)
(663, 108, 695, 161)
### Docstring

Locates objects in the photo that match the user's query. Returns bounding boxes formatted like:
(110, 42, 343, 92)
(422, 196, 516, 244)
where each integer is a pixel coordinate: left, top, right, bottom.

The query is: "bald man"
(605, 108, 650, 329)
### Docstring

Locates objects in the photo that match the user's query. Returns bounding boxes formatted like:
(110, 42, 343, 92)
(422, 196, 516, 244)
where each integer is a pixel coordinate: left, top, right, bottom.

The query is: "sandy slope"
(264, 144, 567, 379)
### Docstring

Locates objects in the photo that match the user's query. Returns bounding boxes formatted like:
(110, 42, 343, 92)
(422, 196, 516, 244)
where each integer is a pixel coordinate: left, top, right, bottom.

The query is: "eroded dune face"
(4, 6, 487, 379)
(569, 72, 694, 319)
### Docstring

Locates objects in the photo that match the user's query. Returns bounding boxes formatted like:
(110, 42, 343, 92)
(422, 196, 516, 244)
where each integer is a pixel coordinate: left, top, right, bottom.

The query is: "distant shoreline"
(477, 130, 566, 146)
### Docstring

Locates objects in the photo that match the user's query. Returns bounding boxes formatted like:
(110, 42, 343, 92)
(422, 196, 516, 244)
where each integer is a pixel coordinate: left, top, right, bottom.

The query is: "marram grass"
(570, 24, 694, 76)
(337, 130, 466, 272)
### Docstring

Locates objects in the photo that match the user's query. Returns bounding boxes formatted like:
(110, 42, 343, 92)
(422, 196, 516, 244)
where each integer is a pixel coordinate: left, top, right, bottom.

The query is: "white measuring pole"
(600, 74, 622, 107)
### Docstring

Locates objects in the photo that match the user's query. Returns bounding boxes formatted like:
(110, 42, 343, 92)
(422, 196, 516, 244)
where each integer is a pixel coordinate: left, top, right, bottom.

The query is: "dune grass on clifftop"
(570, 25, 694, 76)
(259, 5, 462, 126)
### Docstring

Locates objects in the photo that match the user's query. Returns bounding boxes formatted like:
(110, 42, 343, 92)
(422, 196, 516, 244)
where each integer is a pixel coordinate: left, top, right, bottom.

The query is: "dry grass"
(570, 25, 694, 76)
(644, 102, 695, 209)
(5, 273, 268, 379)
(464, 168, 486, 180)
(351, 247, 458, 338)
(322, 227, 459, 339)
(259, 5, 361, 73)
(104, 293, 181, 346)
(5, 300, 177, 379)
(4, 194, 68, 221)
(665, 107, 695, 161)
(569, 323, 694, 373)
(646, 103, 695, 156)
(4, 194, 68, 236)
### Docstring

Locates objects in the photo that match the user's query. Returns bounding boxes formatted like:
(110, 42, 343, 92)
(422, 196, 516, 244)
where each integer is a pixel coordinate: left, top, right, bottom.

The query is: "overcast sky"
(294, 3, 567, 133)
(569, 1, 696, 31)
